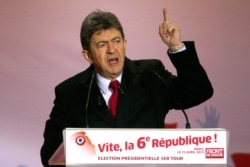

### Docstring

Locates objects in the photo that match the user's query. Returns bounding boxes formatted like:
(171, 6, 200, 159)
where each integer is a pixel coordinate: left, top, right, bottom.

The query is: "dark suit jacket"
(40, 41, 213, 166)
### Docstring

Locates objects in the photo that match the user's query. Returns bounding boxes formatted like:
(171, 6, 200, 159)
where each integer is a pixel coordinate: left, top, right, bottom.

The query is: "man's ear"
(82, 50, 93, 64)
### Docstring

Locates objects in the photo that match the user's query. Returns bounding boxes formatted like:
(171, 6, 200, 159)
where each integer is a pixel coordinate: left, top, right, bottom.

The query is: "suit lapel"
(91, 83, 115, 127)
(115, 58, 143, 127)
(79, 66, 115, 127)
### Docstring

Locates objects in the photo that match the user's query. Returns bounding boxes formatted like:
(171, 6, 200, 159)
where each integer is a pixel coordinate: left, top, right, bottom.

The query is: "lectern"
(49, 128, 229, 167)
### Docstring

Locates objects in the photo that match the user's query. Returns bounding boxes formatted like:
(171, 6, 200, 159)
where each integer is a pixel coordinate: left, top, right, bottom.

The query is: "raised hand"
(196, 105, 221, 128)
(159, 8, 183, 52)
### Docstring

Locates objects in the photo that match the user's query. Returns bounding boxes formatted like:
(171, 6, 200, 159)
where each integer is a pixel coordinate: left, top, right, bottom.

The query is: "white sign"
(64, 128, 229, 166)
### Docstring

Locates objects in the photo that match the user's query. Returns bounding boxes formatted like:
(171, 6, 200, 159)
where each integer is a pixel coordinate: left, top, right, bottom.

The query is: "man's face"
(83, 28, 126, 80)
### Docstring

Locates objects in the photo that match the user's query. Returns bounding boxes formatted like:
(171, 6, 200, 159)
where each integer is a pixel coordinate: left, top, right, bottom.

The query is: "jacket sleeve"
(40, 84, 67, 167)
(40, 78, 78, 167)
(165, 41, 213, 109)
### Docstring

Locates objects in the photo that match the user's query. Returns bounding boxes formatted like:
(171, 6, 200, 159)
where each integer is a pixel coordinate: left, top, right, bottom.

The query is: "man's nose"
(106, 42, 115, 53)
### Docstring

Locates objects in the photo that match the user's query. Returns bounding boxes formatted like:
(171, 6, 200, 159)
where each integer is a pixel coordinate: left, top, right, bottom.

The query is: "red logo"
(205, 148, 224, 158)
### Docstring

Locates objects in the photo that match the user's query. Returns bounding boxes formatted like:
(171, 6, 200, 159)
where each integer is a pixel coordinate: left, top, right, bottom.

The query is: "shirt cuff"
(168, 43, 186, 54)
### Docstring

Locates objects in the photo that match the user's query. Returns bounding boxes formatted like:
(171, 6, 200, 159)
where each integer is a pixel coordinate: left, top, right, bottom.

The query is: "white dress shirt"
(96, 73, 122, 107)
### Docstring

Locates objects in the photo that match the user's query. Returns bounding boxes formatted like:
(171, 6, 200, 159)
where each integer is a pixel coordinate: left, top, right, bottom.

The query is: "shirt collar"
(96, 73, 122, 94)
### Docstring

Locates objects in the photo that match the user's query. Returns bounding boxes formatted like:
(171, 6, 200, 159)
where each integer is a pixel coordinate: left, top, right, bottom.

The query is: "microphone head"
(97, 96, 103, 106)
(118, 85, 126, 95)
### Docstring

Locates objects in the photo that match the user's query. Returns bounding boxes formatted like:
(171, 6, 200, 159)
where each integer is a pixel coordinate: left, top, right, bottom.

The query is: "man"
(40, 8, 213, 166)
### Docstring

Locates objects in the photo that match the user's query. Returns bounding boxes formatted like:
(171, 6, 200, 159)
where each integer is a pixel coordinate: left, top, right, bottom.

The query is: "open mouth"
(108, 57, 119, 65)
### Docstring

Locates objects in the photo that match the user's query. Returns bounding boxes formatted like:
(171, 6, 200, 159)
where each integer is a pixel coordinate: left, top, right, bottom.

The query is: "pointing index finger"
(163, 8, 169, 23)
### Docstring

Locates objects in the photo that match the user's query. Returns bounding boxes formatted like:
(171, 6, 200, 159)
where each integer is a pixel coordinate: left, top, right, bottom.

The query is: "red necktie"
(109, 80, 119, 118)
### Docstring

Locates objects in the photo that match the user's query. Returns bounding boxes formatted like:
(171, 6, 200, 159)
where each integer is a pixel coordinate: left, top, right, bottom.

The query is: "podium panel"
(49, 128, 229, 167)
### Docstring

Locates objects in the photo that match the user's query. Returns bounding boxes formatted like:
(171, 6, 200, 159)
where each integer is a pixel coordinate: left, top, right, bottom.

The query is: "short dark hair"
(80, 10, 125, 51)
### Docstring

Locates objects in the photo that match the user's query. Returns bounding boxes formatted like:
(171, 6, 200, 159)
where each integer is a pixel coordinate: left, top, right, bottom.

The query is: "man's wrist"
(169, 43, 186, 53)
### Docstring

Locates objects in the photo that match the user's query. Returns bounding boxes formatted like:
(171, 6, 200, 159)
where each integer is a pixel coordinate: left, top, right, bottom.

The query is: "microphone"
(97, 96, 103, 106)
(152, 71, 191, 129)
(177, 102, 191, 129)
(85, 72, 95, 128)
(118, 85, 126, 95)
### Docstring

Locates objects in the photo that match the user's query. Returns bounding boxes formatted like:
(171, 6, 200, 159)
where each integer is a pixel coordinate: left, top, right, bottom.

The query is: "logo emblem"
(205, 148, 224, 158)
(75, 136, 85, 145)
